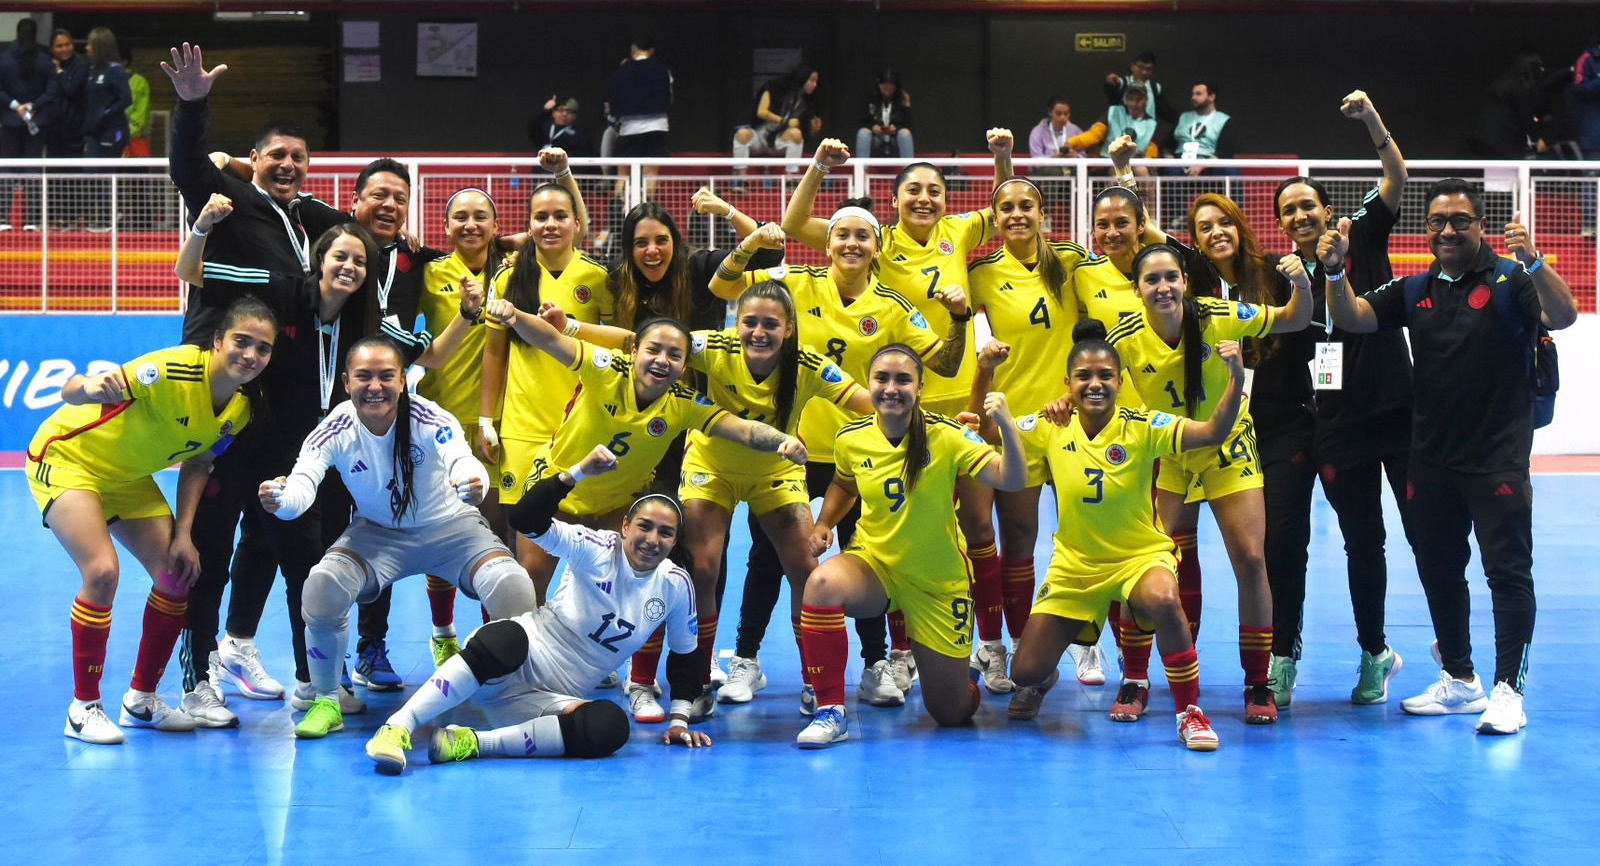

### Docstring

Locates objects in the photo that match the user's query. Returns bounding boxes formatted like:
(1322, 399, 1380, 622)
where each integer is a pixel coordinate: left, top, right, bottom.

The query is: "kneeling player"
(364, 444, 708, 774)
(1005, 321, 1246, 751)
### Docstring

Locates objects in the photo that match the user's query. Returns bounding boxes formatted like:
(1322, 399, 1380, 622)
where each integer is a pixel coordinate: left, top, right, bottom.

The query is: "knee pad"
(469, 554, 536, 619)
(302, 550, 366, 624)
(558, 700, 630, 758)
(459, 619, 529, 682)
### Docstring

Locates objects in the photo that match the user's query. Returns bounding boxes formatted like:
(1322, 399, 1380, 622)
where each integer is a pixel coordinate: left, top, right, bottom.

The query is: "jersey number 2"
(587, 613, 637, 654)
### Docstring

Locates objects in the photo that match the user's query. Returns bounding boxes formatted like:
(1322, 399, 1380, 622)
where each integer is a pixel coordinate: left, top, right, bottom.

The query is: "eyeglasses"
(1424, 214, 1481, 232)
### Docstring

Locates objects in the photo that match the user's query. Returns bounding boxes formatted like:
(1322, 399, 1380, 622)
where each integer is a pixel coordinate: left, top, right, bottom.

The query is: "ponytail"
(1037, 236, 1069, 308)
(1179, 294, 1204, 418)
(389, 388, 418, 522)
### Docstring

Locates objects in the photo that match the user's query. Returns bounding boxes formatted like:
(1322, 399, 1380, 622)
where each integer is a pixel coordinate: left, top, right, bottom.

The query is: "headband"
(444, 186, 498, 218)
(828, 206, 881, 238)
(992, 176, 1042, 205)
(629, 492, 684, 524)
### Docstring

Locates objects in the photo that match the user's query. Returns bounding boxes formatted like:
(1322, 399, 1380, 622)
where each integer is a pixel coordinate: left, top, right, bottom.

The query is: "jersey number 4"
(587, 613, 637, 654)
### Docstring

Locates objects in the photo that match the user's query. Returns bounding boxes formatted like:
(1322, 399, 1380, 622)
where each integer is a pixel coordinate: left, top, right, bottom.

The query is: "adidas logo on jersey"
(999, 281, 1015, 292)
(1095, 289, 1108, 298)
(893, 254, 908, 262)
(861, 458, 874, 468)
(1142, 364, 1157, 373)
(808, 306, 823, 317)
(1064, 442, 1076, 452)
(175, 416, 189, 426)
(1494, 482, 1516, 497)
(604, 403, 619, 416)
(1416, 297, 1434, 309)
(351, 460, 369, 473)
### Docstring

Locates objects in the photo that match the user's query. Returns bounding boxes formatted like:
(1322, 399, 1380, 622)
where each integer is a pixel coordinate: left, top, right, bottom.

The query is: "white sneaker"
(858, 660, 906, 707)
(1401, 670, 1489, 716)
(1067, 643, 1107, 685)
(119, 689, 198, 732)
(797, 705, 848, 749)
(625, 681, 666, 723)
(1177, 704, 1220, 751)
(65, 701, 125, 744)
(1475, 681, 1527, 735)
(970, 642, 1015, 694)
(708, 655, 729, 688)
(719, 655, 767, 704)
(291, 681, 367, 715)
(799, 685, 817, 716)
(887, 649, 919, 693)
(181, 680, 239, 728)
(689, 688, 716, 722)
(206, 651, 229, 707)
(217, 637, 285, 700)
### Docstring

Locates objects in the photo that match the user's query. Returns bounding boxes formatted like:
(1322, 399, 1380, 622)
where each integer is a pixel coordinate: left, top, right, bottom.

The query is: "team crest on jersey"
(909, 312, 929, 330)
(395, 252, 412, 273)
(136, 362, 159, 385)
(592, 348, 613, 369)
(1017, 414, 1038, 432)
(644, 597, 666, 622)
(1149, 412, 1176, 429)
(435, 426, 453, 444)
(409, 444, 425, 466)
(501, 471, 515, 490)
(938, 240, 954, 256)
(647, 417, 668, 437)
(1037, 583, 1050, 601)
(1200, 343, 1212, 362)
(767, 264, 788, 280)
(1106, 444, 1128, 465)
(821, 363, 843, 383)
(691, 333, 707, 355)
(574, 285, 592, 304)
(689, 472, 709, 487)
(858, 316, 880, 336)
(1236, 305, 1258, 321)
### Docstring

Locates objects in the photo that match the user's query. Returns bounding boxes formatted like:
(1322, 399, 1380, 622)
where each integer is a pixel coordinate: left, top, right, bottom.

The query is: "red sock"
(1163, 647, 1200, 711)
(70, 596, 112, 702)
(887, 610, 910, 652)
(630, 628, 664, 686)
(1000, 557, 1034, 639)
(801, 605, 848, 707)
(1108, 601, 1123, 649)
(698, 613, 718, 683)
(791, 616, 811, 686)
(425, 575, 457, 629)
(1119, 620, 1154, 681)
(1173, 533, 1202, 642)
(130, 589, 186, 693)
(969, 543, 1003, 643)
(1239, 625, 1272, 686)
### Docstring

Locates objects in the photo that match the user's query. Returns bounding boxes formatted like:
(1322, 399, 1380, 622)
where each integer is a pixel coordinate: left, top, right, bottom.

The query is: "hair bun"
(1072, 319, 1108, 343)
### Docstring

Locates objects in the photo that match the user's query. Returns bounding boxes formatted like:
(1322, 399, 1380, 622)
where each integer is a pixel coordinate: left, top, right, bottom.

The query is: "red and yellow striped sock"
(629, 628, 664, 686)
(1163, 647, 1200, 711)
(70, 596, 112, 702)
(887, 610, 910, 652)
(131, 589, 186, 693)
(791, 615, 810, 686)
(1108, 601, 1124, 648)
(1000, 557, 1035, 639)
(1239, 625, 1273, 686)
(1119, 620, 1155, 681)
(425, 575, 457, 630)
(801, 605, 848, 707)
(698, 613, 719, 684)
(1173, 533, 1202, 642)
(969, 543, 1003, 643)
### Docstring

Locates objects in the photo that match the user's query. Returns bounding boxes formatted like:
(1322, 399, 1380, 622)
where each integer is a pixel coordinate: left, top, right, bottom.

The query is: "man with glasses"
(1325, 178, 1577, 736)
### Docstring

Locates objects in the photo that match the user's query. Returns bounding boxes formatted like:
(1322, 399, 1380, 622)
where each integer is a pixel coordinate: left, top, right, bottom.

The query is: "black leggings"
(1319, 419, 1415, 657)
(1261, 415, 1318, 659)
(736, 461, 886, 663)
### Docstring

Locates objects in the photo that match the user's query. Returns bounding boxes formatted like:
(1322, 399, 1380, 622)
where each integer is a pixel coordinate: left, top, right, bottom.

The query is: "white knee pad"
(302, 549, 367, 627)
(469, 554, 537, 620)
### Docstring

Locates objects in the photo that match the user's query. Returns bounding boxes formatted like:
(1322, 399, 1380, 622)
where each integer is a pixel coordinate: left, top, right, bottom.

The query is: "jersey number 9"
(883, 477, 906, 512)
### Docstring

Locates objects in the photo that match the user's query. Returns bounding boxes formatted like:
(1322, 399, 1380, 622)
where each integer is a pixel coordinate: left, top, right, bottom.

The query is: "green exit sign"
(1075, 33, 1126, 52)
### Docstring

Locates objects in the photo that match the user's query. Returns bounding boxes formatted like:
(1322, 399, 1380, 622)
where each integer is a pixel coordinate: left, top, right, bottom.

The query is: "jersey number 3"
(587, 613, 637, 654)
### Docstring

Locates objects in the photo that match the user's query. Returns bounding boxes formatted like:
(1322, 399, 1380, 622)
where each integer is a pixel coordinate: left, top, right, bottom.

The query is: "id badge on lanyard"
(1313, 342, 1343, 390)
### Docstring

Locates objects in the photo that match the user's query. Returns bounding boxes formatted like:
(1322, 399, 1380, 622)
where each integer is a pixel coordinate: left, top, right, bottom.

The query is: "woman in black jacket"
(81, 28, 131, 232)
(853, 68, 914, 158)
(0, 19, 52, 230)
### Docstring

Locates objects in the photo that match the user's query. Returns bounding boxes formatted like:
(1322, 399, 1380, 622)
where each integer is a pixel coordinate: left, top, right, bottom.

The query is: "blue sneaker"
(797, 705, 848, 749)
(353, 641, 403, 692)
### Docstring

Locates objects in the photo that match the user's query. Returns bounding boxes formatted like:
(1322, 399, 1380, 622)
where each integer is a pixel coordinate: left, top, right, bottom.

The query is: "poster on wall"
(417, 21, 477, 78)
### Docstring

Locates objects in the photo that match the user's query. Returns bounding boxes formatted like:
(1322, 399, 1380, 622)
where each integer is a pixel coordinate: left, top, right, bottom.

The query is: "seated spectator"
(528, 94, 596, 158)
(1028, 95, 1086, 165)
(1104, 49, 1177, 124)
(734, 64, 821, 171)
(1068, 82, 1167, 175)
(1169, 82, 1235, 175)
(853, 67, 913, 158)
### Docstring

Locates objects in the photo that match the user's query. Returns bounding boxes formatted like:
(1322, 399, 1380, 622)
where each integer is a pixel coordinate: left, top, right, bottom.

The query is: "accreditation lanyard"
(377, 243, 399, 316)
(257, 186, 310, 275)
(317, 315, 341, 415)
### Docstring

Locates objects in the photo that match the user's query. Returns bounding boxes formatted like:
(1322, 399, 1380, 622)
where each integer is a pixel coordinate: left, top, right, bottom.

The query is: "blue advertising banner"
(0, 315, 181, 457)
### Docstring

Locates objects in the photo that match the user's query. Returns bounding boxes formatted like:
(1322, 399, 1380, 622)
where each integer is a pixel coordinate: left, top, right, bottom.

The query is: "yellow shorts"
(1033, 550, 1179, 625)
(678, 450, 808, 516)
(27, 460, 170, 528)
(1156, 417, 1262, 504)
(845, 545, 973, 659)
(497, 436, 540, 506)
(523, 454, 638, 519)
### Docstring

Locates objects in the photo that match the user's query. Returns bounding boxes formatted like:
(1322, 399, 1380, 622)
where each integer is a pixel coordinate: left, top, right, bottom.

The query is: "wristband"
(950, 309, 974, 323)
(1116, 172, 1135, 186)
(8, 100, 18, 110)
(554, 169, 572, 180)
(1524, 256, 1543, 275)
(725, 206, 741, 221)
(1325, 270, 1345, 282)
(478, 416, 495, 430)
(567, 465, 587, 484)
(1375, 132, 1393, 151)
(812, 160, 830, 175)
(459, 302, 483, 324)
(191, 226, 209, 238)
(563, 319, 581, 337)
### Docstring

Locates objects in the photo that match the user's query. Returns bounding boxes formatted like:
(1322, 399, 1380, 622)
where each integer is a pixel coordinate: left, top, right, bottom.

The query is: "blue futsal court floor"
(3, 469, 1597, 864)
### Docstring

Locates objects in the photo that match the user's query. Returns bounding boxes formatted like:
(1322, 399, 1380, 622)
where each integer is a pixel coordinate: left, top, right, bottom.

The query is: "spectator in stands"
(1027, 96, 1085, 163)
(854, 67, 913, 159)
(528, 94, 595, 158)
(34, 29, 87, 229)
(735, 63, 822, 172)
(0, 18, 52, 231)
(1104, 49, 1176, 124)
(1168, 82, 1235, 175)
(81, 28, 130, 232)
(1069, 82, 1167, 175)
(605, 33, 672, 190)
(123, 49, 150, 157)
(1571, 36, 1600, 159)
(1467, 49, 1547, 158)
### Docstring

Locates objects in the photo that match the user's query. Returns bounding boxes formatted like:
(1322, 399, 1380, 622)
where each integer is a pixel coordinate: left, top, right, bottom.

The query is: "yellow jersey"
(687, 328, 861, 475)
(745, 265, 942, 464)
(416, 252, 494, 426)
(491, 253, 614, 442)
(879, 211, 992, 407)
(532, 340, 728, 514)
(28, 344, 251, 480)
(835, 411, 996, 585)
(1075, 256, 1146, 330)
(1107, 297, 1272, 424)
(1017, 407, 1183, 573)
(967, 240, 1088, 413)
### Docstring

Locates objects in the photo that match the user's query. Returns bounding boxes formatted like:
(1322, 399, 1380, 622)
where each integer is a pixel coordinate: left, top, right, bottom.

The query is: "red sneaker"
(1109, 680, 1149, 722)
(1244, 684, 1278, 724)
(1177, 704, 1219, 751)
